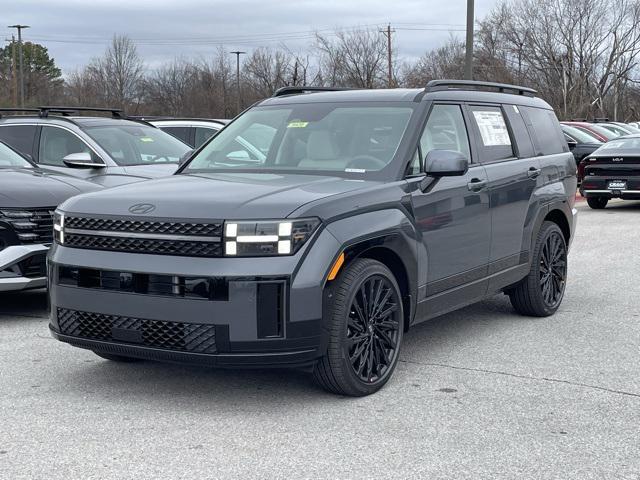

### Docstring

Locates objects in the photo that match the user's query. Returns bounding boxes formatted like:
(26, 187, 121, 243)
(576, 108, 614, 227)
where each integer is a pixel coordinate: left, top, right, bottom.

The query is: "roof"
(0, 115, 155, 129)
(259, 86, 552, 109)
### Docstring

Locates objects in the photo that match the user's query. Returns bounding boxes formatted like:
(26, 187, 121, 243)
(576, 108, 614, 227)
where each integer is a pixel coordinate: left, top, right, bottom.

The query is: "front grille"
(0, 208, 54, 244)
(64, 233, 223, 257)
(57, 308, 217, 354)
(64, 216, 222, 237)
(63, 215, 223, 257)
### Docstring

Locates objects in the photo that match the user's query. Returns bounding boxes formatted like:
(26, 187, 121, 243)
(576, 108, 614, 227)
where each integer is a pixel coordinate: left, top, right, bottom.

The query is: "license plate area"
(608, 180, 627, 190)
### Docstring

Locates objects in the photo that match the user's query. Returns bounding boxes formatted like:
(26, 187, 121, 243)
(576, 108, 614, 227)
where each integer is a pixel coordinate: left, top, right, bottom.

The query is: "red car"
(561, 121, 619, 142)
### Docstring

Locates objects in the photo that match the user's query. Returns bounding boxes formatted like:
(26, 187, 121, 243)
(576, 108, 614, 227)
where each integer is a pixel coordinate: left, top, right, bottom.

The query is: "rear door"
(0, 124, 38, 160)
(466, 104, 541, 279)
(410, 103, 491, 315)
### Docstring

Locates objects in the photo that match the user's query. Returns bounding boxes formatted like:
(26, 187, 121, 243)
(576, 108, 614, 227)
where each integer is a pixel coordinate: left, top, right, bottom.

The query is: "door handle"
(527, 167, 541, 179)
(467, 178, 487, 192)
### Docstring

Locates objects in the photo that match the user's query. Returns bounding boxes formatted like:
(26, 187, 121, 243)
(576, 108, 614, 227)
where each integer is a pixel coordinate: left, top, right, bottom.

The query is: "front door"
(410, 103, 491, 316)
(36, 126, 105, 179)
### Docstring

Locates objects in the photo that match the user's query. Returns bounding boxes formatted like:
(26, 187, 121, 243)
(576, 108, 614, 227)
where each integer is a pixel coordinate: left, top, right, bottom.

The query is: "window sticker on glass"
(473, 110, 511, 146)
(287, 121, 308, 128)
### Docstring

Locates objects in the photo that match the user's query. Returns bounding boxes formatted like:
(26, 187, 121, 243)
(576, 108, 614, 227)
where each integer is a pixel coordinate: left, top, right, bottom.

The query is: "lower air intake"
(57, 308, 217, 354)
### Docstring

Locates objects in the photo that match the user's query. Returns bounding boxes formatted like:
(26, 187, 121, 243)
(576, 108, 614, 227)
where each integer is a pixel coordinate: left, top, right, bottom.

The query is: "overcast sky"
(4, 0, 498, 74)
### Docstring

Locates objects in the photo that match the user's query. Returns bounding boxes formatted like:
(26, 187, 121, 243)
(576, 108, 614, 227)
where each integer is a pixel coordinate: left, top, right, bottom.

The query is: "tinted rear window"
(523, 107, 566, 155)
(0, 125, 37, 158)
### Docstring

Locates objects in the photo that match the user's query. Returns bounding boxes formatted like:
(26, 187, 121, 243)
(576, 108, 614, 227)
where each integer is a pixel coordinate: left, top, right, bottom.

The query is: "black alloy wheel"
(508, 221, 568, 317)
(313, 258, 404, 396)
(539, 231, 567, 309)
(347, 274, 401, 384)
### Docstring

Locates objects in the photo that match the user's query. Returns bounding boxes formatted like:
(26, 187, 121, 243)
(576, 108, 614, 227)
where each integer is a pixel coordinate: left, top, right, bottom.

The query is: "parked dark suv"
(48, 81, 578, 396)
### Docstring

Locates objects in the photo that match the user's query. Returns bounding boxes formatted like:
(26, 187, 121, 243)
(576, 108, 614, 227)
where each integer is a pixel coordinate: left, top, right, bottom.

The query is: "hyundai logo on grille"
(128, 203, 156, 214)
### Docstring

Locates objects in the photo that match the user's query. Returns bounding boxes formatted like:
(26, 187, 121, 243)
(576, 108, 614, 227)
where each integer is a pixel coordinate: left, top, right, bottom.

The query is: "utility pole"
(8, 25, 30, 107)
(380, 24, 395, 88)
(230, 51, 246, 115)
(11, 35, 17, 107)
(464, 0, 474, 80)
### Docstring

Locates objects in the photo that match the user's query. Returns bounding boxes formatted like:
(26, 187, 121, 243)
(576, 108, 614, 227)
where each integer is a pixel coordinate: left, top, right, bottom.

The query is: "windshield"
(580, 124, 620, 140)
(562, 125, 602, 144)
(599, 124, 632, 136)
(85, 124, 191, 166)
(0, 141, 32, 168)
(184, 103, 414, 176)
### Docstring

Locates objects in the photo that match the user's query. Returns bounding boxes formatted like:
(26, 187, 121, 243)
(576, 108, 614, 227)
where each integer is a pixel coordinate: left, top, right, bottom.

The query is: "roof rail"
(272, 86, 355, 97)
(38, 106, 125, 118)
(0, 108, 40, 118)
(425, 80, 537, 97)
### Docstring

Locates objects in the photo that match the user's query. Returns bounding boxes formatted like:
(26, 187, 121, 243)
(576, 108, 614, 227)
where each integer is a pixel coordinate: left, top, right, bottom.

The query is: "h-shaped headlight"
(224, 218, 320, 257)
(53, 211, 65, 245)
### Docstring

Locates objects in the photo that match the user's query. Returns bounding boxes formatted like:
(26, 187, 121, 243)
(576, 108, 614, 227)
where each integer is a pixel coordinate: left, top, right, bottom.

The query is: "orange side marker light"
(327, 252, 345, 281)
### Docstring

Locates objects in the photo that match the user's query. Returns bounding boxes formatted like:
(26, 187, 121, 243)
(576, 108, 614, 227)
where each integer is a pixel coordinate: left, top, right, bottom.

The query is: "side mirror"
(179, 149, 194, 166)
(425, 150, 469, 177)
(62, 152, 104, 169)
(567, 140, 577, 150)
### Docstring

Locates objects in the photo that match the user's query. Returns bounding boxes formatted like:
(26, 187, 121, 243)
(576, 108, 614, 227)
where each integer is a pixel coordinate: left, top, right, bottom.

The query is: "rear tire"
(587, 197, 608, 209)
(313, 258, 404, 396)
(508, 221, 568, 317)
(93, 351, 142, 363)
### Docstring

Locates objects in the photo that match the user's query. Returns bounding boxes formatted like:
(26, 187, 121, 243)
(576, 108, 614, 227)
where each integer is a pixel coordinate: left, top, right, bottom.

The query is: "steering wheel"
(145, 155, 171, 163)
(345, 155, 387, 170)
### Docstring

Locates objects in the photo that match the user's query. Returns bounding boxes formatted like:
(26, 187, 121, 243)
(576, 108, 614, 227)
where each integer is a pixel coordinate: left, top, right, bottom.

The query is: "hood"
(60, 172, 379, 219)
(0, 168, 102, 208)
(73, 164, 179, 188)
(121, 163, 179, 178)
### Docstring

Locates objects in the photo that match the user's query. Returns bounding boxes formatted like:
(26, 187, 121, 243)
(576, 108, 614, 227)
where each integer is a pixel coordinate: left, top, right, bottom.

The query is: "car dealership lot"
(1, 200, 639, 480)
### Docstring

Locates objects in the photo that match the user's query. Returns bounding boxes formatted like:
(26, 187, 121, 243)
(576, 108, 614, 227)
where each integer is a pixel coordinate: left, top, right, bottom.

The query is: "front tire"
(313, 258, 404, 396)
(508, 221, 568, 317)
(587, 197, 608, 209)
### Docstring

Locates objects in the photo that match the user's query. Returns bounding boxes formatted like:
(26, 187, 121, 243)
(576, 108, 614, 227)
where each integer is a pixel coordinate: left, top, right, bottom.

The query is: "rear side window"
(194, 127, 218, 148)
(0, 125, 37, 158)
(160, 126, 192, 147)
(521, 107, 566, 155)
(468, 105, 514, 162)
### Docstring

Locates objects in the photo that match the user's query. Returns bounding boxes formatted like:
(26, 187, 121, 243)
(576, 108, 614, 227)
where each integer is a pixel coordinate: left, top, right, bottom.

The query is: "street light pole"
(230, 51, 246, 115)
(464, 0, 474, 80)
(8, 24, 30, 107)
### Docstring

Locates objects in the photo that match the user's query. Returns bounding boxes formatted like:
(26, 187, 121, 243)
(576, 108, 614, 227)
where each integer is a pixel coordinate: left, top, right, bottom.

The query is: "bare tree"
(85, 35, 145, 111)
(315, 29, 387, 88)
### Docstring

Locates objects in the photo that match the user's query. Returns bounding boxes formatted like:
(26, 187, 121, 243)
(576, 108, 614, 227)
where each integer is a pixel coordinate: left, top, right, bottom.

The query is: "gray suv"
(48, 81, 578, 396)
(0, 107, 191, 187)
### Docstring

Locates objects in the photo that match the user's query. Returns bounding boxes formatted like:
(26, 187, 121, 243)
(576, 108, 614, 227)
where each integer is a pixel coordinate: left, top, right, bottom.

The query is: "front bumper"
(0, 244, 48, 292)
(48, 228, 343, 368)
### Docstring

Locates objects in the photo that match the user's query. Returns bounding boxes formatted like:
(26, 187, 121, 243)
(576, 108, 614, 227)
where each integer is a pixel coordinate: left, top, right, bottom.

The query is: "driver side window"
(419, 104, 471, 170)
(38, 126, 97, 166)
